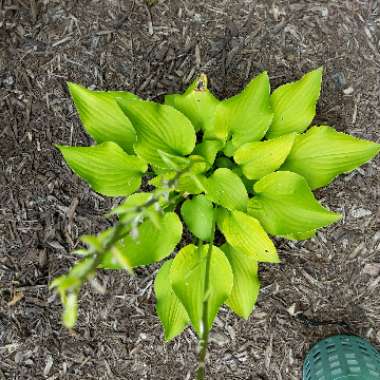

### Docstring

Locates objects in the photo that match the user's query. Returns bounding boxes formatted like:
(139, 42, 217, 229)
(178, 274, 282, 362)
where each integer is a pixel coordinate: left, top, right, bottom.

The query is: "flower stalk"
(196, 221, 216, 380)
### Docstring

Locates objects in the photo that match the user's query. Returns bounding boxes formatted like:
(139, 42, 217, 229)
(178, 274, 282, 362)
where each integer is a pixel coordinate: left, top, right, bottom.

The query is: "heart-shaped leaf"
(154, 260, 190, 341)
(267, 67, 323, 138)
(234, 133, 296, 180)
(181, 195, 214, 241)
(165, 74, 219, 132)
(215, 72, 273, 155)
(221, 244, 260, 319)
(203, 168, 248, 211)
(68, 83, 138, 153)
(281, 125, 380, 189)
(248, 171, 342, 235)
(117, 98, 196, 167)
(217, 209, 279, 263)
(170, 244, 233, 336)
(57, 142, 147, 196)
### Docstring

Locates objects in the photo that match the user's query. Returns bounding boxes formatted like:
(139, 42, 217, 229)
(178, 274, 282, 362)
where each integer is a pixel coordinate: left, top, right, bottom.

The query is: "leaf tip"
(66, 81, 84, 96)
(333, 211, 343, 222)
(309, 66, 324, 81)
(316, 65, 324, 73)
(163, 331, 175, 342)
(54, 144, 66, 153)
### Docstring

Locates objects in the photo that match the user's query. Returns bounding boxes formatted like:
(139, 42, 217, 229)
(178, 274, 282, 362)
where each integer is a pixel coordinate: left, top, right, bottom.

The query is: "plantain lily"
(52, 68, 380, 379)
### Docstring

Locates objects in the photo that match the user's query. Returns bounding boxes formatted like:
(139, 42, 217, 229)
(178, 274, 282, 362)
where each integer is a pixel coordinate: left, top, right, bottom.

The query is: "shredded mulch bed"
(1, 1, 379, 379)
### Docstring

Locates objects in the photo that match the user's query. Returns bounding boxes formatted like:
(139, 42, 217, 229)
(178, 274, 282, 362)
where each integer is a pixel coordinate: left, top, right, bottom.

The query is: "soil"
(1, 1, 379, 379)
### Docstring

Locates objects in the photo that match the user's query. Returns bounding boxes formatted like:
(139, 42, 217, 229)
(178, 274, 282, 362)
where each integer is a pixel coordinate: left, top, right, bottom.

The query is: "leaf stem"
(196, 221, 216, 380)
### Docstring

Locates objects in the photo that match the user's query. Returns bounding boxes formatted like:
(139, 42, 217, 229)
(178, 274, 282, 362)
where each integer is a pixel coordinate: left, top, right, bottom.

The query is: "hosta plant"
(52, 68, 379, 379)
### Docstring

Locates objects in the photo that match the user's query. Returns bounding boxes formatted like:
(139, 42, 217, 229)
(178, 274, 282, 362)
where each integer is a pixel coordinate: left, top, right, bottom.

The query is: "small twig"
(144, 2, 154, 36)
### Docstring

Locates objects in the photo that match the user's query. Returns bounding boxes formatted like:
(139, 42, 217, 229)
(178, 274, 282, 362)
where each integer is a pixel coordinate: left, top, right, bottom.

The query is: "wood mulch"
(0, 1, 379, 379)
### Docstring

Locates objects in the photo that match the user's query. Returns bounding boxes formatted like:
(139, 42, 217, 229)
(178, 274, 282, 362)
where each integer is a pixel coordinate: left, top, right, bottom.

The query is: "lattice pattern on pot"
(303, 335, 380, 380)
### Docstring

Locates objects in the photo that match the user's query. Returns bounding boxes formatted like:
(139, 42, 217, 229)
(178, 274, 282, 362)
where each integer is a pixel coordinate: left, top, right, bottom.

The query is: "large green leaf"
(67, 83, 138, 154)
(157, 150, 191, 171)
(231, 167, 256, 195)
(177, 173, 207, 194)
(281, 125, 380, 189)
(170, 244, 233, 336)
(234, 133, 296, 180)
(116, 98, 196, 167)
(247, 171, 342, 235)
(154, 260, 189, 341)
(221, 244, 260, 319)
(203, 168, 248, 211)
(203, 110, 229, 143)
(164, 74, 219, 132)
(217, 209, 279, 263)
(100, 212, 182, 268)
(216, 72, 273, 155)
(57, 142, 147, 196)
(267, 67, 323, 138)
(193, 139, 223, 167)
(181, 195, 214, 241)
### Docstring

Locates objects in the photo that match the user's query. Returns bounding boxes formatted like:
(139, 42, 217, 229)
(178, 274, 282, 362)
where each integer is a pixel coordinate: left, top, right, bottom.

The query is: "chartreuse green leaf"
(193, 140, 223, 167)
(203, 168, 248, 211)
(164, 74, 219, 132)
(282, 229, 316, 241)
(217, 209, 279, 263)
(267, 67, 323, 138)
(247, 171, 342, 236)
(281, 125, 380, 189)
(217, 72, 273, 156)
(57, 142, 147, 196)
(100, 212, 182, 268)
(67, 82, 138, 153)
(116, 98, 196, 168)
(157, 150, 191, 170)
(177, 173, 207, 194)
(231, 167, 256, 195)
(189, 155, 209, 174)
(170, 244, 233, 336)
(181, 195, 214, 241)
(154, 260, 190, 341)
(202, 74, 273, 144)
(203, 111, 229, 143)
(221, 244, 260, 319)
(234, 133, 296, 180)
